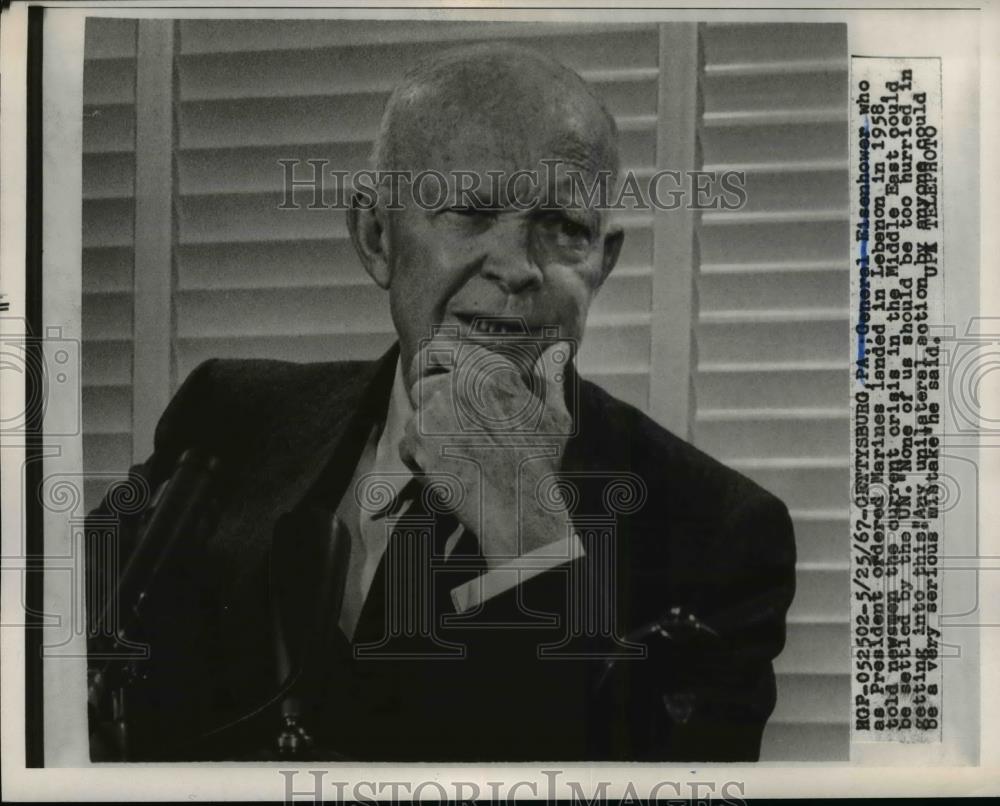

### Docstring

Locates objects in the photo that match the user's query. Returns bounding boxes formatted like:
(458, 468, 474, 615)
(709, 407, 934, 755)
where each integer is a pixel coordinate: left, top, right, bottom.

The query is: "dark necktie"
(352, 477, 486, 655)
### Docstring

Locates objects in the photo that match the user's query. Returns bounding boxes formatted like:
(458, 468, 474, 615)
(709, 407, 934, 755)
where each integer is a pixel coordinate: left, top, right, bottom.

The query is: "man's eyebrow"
(449, 190, 504, 210)
(545, 169, 613, 193)
(539, 176, 609, 209)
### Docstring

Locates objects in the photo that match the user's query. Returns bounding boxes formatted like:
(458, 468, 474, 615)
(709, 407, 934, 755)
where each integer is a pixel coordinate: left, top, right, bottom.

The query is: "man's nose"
(480, 219, 544, 295)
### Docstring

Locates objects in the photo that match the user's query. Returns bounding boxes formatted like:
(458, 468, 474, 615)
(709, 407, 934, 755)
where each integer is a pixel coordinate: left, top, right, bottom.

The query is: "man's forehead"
(380, 45, 618, 178)
(394, 113, 615, 179)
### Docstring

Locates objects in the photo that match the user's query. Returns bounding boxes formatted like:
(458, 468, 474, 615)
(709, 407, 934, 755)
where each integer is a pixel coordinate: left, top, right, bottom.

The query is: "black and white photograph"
(78, 15, 845, 764)
(0, 1, 994, 800)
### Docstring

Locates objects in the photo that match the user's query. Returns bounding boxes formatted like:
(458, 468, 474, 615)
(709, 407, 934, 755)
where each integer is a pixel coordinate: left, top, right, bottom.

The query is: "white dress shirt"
(335, 358, 585, 640)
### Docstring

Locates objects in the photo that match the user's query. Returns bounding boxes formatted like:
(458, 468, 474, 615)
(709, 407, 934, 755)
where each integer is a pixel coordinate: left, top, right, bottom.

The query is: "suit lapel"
(202, 350, 611, 741)
(206, 345, 399, 729)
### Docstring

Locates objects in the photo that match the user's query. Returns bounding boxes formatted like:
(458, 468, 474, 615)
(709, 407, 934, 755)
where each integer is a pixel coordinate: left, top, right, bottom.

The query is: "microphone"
(271, 509, 352, 758)
(88, 447, 223, 759)
(594, 606, 719, 693)
(94, 369, 255, 656)
(190, 507, 353, 760)
(95, 448, 221, 648)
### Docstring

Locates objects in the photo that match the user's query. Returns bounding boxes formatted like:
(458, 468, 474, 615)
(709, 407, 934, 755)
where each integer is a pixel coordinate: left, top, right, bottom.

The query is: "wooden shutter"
(695, 23, 849, 760)
(81, 18, 136, 512)
(173, 20, 660, 413)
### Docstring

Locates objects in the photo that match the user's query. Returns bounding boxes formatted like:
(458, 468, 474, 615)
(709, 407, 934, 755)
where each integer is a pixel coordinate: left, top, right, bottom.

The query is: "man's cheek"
(539, 272, 593, 331)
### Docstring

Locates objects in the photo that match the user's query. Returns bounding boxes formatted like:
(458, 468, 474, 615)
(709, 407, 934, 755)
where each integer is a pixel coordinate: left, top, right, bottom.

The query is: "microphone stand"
(88, 448, 221, 761)
(270, 510, 352, 760)
(89, 451, 354, 761)
(180, 507, 353, 761)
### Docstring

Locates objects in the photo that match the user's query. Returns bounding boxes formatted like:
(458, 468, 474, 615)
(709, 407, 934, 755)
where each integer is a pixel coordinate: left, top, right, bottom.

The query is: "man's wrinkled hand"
(399, 338, 574, 568)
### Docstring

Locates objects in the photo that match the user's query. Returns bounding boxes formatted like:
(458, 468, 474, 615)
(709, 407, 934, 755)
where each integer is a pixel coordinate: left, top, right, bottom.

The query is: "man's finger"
(398, 420, 426, 473)
(407, 337, 459, 408)
(408, 339, 454, 380)
(531, 340, 572, 399)
(408, 372, 450, 416)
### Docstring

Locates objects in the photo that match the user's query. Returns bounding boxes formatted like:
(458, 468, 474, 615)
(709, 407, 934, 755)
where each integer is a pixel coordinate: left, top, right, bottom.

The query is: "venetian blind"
(81, 18, 137, 512)
(694, 23, 850, 760)
(172, 20, 659, 412)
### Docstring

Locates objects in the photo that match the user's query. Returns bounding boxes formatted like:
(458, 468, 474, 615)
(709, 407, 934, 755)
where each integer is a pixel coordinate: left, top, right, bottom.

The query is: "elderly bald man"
(86, 43, 795, 762)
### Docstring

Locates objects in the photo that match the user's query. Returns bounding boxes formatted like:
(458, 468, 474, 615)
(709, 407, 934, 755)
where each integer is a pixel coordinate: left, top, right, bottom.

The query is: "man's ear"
(347, 194, 391, 289)
(597, 225, 625, 287)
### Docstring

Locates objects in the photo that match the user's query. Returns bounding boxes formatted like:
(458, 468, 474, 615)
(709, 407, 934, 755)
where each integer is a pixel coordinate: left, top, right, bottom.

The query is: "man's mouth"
(473, 316, 530, 336)
(452, 313, 534, 337)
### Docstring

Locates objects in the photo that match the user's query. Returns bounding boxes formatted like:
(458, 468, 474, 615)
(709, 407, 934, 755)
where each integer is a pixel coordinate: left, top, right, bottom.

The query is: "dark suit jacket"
(86, 344, 795, 762)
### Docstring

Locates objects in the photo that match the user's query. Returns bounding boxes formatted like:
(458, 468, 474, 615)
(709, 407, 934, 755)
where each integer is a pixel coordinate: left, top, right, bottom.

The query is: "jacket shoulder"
(577, 378, 788, 520)
(577, 379, 797, 637)
(150, 358, 374, 470)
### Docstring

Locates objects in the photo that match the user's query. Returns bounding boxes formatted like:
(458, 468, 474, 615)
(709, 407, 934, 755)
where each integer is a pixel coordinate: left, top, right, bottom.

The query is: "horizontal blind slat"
(82, 343, 132, 387)
(695, 417, 848, 460)
(83, 433, 132, 475)
(180, 77, 657, 118)
(702, 23, 847, 68)
(83, 152, 135, 200)
(699, 267, 848, 311)
(701, 122, 846, 167)
(177, 19, 658, 55)
(83, 198, 135, 249)
(84, 18, 137, 60)
(695, 365, 846, 409)
(179, 95, 651, 151)
(83, 246, 134, 292)
(83, 57, 137, 106)
(776, 622, 847, 675)
(178, 30, 659, 100)
(82, 294, 133, 342)
(698, 220, 847, 264)
(761, 722, 849, 761)
(724, 170, 850, 215)
(787, 568, 848, 622)
(736, 465, 847, 511)
(793, 513, 848, 566)
(82, 386, 133, 435)
(772, 673, 848, 724)
(697, 318, 847, 364)
(702, 70, 847, 117)
(83, 104, 136, 154)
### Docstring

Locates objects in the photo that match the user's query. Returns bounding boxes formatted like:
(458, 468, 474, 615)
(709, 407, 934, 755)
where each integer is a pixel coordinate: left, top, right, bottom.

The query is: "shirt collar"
(371, 357, 413, 495)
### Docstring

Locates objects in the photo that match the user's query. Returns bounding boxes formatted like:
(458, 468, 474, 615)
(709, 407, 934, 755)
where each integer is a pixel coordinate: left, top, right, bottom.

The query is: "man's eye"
(441, 207, 497, 230)
(559, 218, 591, 241)
(538, 213, 592, 248)
(444, 206, 497, 218)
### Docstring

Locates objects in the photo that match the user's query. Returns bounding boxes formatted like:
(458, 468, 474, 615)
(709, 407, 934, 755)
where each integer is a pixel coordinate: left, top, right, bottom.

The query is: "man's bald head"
(371, 42, 620, 181)
(350, 42, 626, 384)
